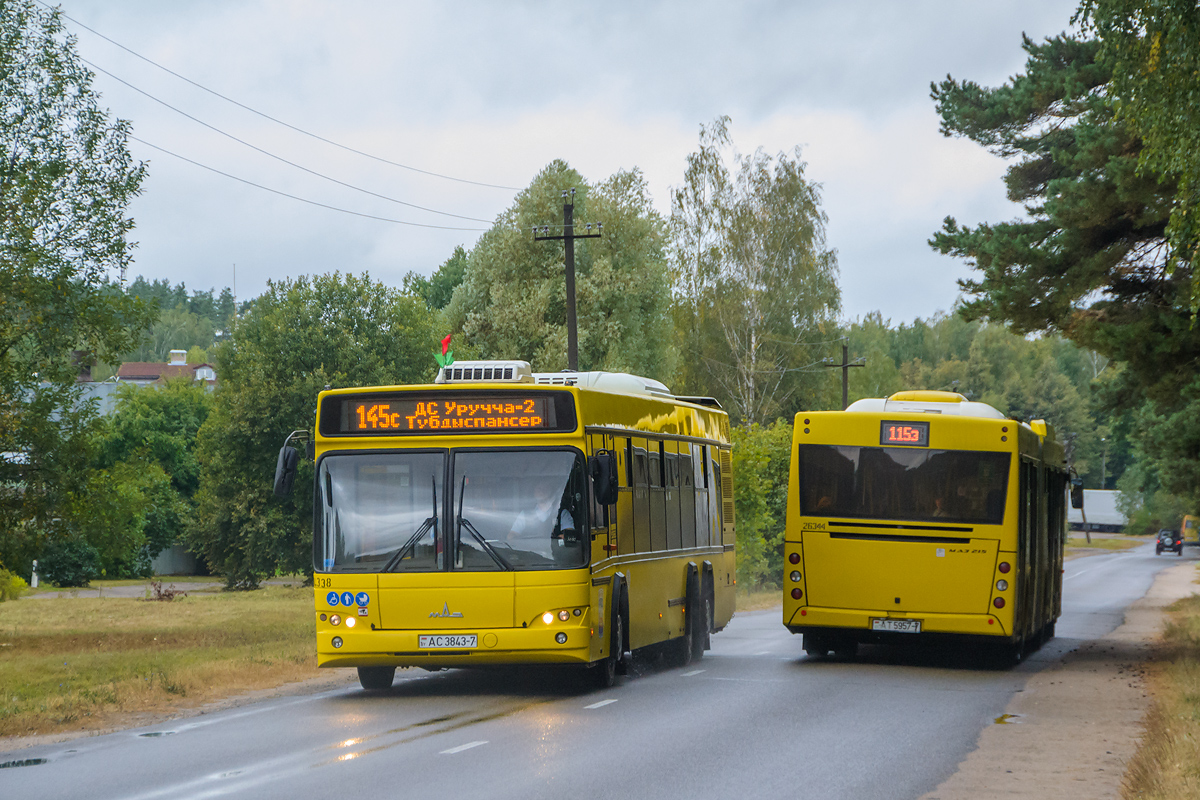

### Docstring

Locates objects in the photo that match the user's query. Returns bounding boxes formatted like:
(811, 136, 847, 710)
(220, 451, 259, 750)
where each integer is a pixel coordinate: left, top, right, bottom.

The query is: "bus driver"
(508, 477, 576, 559)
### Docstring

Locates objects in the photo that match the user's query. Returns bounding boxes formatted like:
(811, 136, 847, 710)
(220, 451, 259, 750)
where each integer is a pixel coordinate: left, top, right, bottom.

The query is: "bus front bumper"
(316, 625, 594, 669)
(785, 605, 1010, 638)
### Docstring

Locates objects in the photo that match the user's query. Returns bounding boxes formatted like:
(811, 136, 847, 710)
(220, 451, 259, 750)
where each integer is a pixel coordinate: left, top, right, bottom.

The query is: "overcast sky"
(60, 0, 1080, 324)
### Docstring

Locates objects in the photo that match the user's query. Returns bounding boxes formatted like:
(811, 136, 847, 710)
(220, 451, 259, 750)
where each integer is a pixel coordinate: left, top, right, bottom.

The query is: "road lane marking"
(681, 669, 705, 677)
(440, 740, 487, 754)
(754, 650, 771, 655)
(584, 699, 618, 709)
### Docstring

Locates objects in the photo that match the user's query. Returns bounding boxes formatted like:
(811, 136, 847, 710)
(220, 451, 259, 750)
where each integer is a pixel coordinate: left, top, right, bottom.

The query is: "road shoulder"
(921, 562, 1198, 800)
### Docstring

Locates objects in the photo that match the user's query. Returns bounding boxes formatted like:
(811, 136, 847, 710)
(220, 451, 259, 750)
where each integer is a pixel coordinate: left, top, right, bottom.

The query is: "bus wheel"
(357, 666, 396, 690)
(616, 588, 631, 675)
(593, 607, 624, 688)
(803, 634, 830, 657)
(833, 639, 858, 659)
(673, 578, 700, 668)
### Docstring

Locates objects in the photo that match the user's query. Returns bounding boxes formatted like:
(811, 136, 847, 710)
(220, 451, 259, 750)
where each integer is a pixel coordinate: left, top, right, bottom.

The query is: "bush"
(39, 538, 102, 587)
(0, 567, 29, 601)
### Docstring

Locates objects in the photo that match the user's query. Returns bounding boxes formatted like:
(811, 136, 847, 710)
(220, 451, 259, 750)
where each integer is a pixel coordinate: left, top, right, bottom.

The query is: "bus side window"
(680, 448, 696, 549)
(693, 443, 710, 547)
(632, 439, 651, 553)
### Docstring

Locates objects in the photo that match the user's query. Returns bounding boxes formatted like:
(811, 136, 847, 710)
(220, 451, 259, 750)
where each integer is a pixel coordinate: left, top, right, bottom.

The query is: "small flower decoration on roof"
(434, 334, 455, 368)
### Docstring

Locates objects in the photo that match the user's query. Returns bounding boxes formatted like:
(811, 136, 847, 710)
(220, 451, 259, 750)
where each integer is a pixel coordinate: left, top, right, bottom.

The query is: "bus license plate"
(419, 634, 477, 649)
(871, 618, 922, 634)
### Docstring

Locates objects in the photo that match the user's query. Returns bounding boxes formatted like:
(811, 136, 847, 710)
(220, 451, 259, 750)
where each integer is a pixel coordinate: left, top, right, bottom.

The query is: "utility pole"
(823, 344, 865, 410)
(533, 188, 601, 371)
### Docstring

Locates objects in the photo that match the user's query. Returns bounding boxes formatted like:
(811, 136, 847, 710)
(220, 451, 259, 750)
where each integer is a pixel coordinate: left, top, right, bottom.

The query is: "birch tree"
(671, 117, 841, 424)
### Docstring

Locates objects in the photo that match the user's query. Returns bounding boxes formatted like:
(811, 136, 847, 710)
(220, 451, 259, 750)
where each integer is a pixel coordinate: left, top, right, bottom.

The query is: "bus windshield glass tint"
(451, 450, 588, 570)
(797, 444, 1010, 525)
(316, 452, 445, 573)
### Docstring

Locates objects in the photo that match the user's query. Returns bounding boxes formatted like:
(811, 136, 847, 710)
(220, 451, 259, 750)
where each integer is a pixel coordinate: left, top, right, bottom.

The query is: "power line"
(82, 57, 494, 224)
(130, 135, 488, 231)
(45, 0, 522, 191)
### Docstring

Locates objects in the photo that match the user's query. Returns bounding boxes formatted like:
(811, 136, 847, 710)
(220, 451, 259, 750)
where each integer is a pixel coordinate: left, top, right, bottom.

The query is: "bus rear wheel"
(357, 666, 396, 690)
(803, 634, 830, 657)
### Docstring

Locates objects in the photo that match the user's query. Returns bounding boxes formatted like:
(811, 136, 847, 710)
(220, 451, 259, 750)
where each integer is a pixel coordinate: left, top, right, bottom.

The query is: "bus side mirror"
(590, 450, 618, 506)
(1070, 479, 1084, 510)
(274, 446, 299, 498)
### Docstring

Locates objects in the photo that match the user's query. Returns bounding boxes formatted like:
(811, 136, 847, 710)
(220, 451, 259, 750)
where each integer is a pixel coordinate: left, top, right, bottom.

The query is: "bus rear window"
(797, 444, 1010, 525)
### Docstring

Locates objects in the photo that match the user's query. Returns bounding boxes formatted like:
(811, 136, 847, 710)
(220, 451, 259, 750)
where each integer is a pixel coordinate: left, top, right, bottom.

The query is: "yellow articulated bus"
(275, 360, 736, 690)
(782, 391, 1067, 663)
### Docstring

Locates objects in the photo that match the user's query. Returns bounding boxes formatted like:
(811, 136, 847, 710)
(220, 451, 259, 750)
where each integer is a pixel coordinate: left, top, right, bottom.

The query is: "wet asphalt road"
(2, 542, 1190, 800)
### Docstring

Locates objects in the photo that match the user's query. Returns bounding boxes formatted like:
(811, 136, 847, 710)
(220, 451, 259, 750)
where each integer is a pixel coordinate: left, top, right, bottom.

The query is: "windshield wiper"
(456, 475, 511, 570)
(382, 476, 438, 572)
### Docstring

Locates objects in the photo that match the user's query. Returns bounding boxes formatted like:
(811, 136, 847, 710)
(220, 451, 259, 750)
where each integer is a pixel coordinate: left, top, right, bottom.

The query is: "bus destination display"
(880, 420, 929, 447)
(320, 391, 575, 436)
(354, 397, 551, 432)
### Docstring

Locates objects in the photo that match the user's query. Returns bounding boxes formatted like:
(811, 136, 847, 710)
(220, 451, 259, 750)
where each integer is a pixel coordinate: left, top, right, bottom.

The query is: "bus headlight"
(555, 632, 568, 644)
(542, 611, 555, 625)
(345, 616, 356, 628)
(332, 637, 343, 648)
(330, 614, 341, 626)
(996, 579, 1008, 591)
(557, 610, 570, 622)
(790, 571, 801, 582)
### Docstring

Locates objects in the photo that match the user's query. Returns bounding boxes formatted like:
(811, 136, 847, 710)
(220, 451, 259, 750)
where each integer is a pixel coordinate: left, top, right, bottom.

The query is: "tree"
(731, 420, 793, 587)
(189, 272, 436, 588)
(0, 0, 152, 575)
(97, 380, 213, 499)
(671, 117, 841, 425)
(1079, 1, 1200, 306)
(929, 34, 1193, 407)
(404, 245, 468, 311)
(443, 161, 674, 379)
(930, 30, 1200, 515)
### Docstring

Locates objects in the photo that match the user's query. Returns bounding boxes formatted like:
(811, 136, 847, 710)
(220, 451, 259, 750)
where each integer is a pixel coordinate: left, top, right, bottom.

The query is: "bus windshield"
(451, 450, 587, 570)
(797, 444, 1010, 525)
(315, 449, 587, 572)
(317, 452, 444, 573)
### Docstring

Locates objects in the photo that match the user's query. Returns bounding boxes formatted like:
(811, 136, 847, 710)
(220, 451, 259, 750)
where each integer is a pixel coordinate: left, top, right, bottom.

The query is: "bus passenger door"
(589, 433, 616, 564)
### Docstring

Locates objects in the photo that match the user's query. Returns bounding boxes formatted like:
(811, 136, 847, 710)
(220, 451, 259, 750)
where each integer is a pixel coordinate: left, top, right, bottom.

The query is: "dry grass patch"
(1066, 536, 1147, 558)
(0, 586, 318, 738)
(1122, 593, 1200, 799)
(737, 586, 782, 612)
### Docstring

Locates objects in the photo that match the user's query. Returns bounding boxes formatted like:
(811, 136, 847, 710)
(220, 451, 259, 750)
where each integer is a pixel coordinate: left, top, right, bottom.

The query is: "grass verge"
(737, 586, 782, 612)
(0, 586, 318, 739)
(1122, 587, 1200, 799)
(1066, 536, 1147, 557)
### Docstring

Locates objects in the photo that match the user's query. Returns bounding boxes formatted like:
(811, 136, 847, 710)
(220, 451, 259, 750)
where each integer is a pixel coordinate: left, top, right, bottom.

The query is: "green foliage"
(39, 537, 102, 588)
(189, 272, 436, 588)
(0, 0, 151, 568)
(0, 565, 28, 601)
(443, 161, 674, 378)
(731, 420, 793, 587)
(404, 245, 468, 311)
(97, 380, 213, 498)
(672, 117, 841, 424)
(930, 29, 1199, 527)
(929, 34, 1194, 407)
(1079, 1, 1200, 308)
